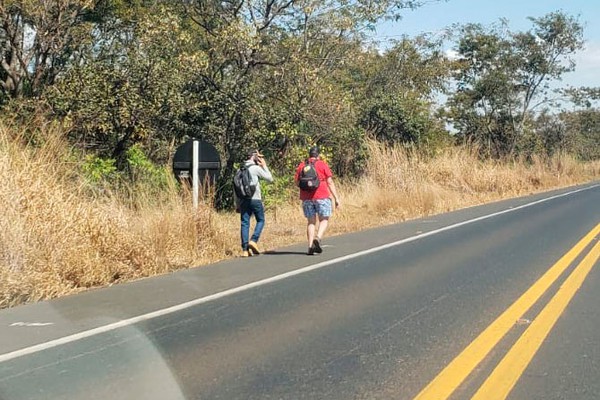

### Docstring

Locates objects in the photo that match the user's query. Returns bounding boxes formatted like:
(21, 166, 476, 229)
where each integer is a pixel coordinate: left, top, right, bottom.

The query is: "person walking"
(294, 146, 341, 255)
(235, 149, 273, 257)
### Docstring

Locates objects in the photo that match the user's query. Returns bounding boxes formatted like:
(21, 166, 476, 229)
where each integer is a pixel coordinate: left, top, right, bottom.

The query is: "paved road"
(1, 183, 599, 400)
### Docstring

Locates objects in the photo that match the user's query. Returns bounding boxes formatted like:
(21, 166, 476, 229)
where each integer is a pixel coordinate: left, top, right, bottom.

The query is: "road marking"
(413, 222, 600, 400)
(10, 322, 54, 327)
(0, 185, 597, 364)
(472, 239, 600, 400)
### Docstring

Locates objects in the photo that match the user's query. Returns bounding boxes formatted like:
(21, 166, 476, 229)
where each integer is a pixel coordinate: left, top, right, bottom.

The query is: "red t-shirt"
(295, 157, 333, 200)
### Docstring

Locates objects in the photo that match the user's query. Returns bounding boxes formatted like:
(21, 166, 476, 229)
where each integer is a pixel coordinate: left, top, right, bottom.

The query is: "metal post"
(192, 139, 199, 210)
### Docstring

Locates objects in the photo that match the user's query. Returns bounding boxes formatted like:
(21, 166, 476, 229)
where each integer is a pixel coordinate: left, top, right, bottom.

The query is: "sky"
(371, 0, 600, 89)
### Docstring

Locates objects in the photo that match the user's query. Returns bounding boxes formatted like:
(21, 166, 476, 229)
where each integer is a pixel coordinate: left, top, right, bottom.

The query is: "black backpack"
(233, 165, 256, 198)
(298, 159, 320, 191)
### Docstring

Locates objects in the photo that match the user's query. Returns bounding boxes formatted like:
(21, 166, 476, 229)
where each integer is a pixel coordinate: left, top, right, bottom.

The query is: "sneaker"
(248, 240, 261, 255)
(241, 250, 252, 258)
(312, 238, 322, 254)
(307, 246, 315, 255)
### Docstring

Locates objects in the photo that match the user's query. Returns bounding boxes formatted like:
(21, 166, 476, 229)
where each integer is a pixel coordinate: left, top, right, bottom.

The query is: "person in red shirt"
(294, 146, 341, 255)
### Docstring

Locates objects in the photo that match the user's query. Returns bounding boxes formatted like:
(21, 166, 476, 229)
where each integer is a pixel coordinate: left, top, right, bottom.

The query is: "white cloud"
(566, 41, 600, 88)
(576, 41, 600, 65)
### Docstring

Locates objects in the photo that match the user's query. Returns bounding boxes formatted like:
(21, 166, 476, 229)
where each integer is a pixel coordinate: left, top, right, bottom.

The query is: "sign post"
(192, 139, 199, 210)
(172, 138, 221, 209)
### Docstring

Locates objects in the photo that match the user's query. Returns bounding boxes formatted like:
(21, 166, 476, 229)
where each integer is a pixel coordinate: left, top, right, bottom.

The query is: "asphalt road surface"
(1, 182, 599, 400)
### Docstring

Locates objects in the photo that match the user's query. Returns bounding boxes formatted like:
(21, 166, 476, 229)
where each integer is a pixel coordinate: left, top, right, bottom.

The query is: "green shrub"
(82, 155, 117, 183)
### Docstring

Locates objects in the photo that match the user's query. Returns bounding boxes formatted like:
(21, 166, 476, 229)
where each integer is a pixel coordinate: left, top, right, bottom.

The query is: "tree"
(558, 87, 600, 160)
(181, 0, 436, 207)
(46, 2, 205, 169)
(0, 0, 99, 101)
(562, 109, 600, 161)
(355, 36, 450, 149)
(447, 11, 584, 157)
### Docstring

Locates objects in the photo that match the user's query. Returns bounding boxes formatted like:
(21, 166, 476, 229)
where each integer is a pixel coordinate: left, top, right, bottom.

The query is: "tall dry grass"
(344, 140, 600, 227)
(1, 128, 599, 309)
(0, 125, 225, 307)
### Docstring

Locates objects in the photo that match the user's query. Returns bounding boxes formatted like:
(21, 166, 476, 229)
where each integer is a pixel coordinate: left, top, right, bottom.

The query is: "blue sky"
(372, 0, 600, 89)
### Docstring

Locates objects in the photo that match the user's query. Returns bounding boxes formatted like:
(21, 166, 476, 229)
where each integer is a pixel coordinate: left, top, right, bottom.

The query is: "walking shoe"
(248, 240, 261, 255)
(241, 250, 252, 257)
(307, 246, 315, 255)
(312, 238, 322, 254)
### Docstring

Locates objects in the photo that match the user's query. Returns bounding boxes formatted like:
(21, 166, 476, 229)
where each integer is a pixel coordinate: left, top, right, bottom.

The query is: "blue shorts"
(302, 199, 332, 218)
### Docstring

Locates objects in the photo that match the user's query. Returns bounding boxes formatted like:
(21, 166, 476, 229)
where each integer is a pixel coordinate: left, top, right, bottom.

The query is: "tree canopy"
(446, 12, 585, 157)
(1, 2, 598, 207)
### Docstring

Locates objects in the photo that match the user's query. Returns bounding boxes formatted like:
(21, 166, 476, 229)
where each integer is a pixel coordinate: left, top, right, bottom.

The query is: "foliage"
(447, 12, 584, 157)
(1, 1, 597, 216)
(45, 3, 205, 168)
(560, 109, 600, 161)
(177, 0, 446, 208)
(261, 173, 295, 210)
(0, 0, 98, 99)
(562, 86, 600, 109)
(126, 144, 170, 188)
(353, 37, 451, 152)
(82, 154, 117, 182)
(360, 94, 430, 144)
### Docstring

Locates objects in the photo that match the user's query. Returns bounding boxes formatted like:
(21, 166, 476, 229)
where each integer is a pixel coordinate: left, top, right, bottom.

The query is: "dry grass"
(1, 128, 599, 309)
(0, 125, 218, 307)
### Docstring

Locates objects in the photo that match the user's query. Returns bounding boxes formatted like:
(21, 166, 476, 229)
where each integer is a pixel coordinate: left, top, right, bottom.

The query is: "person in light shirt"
(235, 149, 273, 257)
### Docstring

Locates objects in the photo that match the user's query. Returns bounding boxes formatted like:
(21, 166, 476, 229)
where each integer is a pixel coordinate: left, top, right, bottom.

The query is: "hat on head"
(308, 146, 320, 158)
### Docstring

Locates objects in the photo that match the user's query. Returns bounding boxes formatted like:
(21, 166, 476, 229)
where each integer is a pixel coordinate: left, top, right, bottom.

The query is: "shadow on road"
(264, 250, 308, 255)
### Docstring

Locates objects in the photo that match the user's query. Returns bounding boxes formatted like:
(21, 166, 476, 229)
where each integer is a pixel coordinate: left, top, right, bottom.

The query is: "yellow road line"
(414, 223, 600, 400)
(472, 239, 600, 400)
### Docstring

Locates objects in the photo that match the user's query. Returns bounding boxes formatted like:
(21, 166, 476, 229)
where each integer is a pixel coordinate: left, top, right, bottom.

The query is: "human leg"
(306, 215, 317, 254)
(240, 199, 252, 253)
(312, 199, 333, 253)
(250, 200, 265, 242)
(302, 200, 318, 254)
(249, 200, 265, 254)
(316, 216, 329, 241)
(306, 215, 317, 245)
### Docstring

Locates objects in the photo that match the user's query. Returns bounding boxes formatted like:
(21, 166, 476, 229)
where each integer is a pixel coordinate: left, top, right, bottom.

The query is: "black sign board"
(172, 139, 221, 185)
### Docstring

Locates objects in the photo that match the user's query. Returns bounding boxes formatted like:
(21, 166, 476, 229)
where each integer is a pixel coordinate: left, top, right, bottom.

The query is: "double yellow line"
(414, 223, 600, 400)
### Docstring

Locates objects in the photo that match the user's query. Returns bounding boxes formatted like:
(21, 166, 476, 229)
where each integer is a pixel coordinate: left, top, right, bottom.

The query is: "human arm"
(319, 161, 340, 208)
(326, 176, 341, 209)
(255, 156, 274, 182)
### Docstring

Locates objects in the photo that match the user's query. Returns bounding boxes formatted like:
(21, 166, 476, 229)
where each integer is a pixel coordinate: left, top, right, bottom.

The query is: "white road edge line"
(1, 184, 598, 364)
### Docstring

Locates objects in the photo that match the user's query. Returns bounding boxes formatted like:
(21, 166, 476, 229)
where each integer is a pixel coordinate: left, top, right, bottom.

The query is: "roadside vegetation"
(1, 1, 599, 308)
(1, 123, 598, 308)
